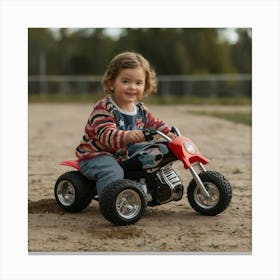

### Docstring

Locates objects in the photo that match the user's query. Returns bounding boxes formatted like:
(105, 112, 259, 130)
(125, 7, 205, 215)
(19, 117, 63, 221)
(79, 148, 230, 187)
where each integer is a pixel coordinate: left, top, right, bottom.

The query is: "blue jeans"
(78, 155, 124, 195)
(78, 144, 167, 195)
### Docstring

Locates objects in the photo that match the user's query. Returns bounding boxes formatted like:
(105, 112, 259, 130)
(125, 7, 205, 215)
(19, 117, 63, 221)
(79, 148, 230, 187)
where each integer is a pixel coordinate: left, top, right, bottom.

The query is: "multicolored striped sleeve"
(86, 109, 126, 150)
(141, 104, 171, 134)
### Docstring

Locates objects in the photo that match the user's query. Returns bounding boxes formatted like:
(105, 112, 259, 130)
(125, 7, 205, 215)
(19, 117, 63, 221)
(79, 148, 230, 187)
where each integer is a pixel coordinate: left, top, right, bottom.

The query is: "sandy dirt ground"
(28, 103, 251, 253)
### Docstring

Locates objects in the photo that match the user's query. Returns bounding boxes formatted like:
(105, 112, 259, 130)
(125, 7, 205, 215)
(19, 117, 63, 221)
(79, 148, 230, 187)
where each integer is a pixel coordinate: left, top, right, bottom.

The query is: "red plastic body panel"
(59, 136, 208, 171)
(168, 136, 209, 169)
(60, 160, 81, 171)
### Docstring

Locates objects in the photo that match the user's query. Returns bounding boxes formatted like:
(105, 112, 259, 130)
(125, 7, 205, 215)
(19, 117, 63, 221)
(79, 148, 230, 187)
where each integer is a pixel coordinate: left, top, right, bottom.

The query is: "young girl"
(75, 52, 175, 195)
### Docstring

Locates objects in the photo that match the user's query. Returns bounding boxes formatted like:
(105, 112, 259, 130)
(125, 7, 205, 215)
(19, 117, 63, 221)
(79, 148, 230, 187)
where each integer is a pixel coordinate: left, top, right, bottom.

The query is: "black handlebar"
(142, 126, 180, 142)
(142, 129, 157, 141)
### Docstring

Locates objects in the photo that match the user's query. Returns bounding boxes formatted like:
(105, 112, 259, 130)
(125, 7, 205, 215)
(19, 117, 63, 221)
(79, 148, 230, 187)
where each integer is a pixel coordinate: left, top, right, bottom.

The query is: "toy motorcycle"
(54, 127, 232, 226)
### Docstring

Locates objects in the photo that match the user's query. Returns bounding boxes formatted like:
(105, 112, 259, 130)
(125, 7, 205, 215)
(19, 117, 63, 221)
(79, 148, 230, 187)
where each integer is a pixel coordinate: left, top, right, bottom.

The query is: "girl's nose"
(129, 83, 136, 90)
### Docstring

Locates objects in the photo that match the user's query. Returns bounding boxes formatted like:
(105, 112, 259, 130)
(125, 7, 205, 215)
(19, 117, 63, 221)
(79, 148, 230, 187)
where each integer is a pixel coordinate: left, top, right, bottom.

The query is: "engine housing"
(155, 164, 184, 204)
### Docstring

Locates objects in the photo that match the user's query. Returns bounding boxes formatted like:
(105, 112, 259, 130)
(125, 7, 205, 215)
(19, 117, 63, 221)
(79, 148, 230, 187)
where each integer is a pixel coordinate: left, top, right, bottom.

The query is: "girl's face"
(109, 67, 146, 111)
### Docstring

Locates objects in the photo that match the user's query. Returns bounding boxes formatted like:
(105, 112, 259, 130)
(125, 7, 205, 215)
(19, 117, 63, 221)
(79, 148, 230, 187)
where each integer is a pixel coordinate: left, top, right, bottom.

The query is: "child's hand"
(124, 130, 145, 144)
(167, 132, 177, 140)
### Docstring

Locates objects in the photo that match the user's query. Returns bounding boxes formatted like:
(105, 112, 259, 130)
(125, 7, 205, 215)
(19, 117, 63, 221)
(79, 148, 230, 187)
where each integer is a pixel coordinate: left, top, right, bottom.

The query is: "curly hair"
(102, 52, 158, 96)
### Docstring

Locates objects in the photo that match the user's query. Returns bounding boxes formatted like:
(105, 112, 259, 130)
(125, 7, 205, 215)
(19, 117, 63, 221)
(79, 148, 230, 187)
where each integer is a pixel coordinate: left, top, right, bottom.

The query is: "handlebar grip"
(142, 129, 156, 141)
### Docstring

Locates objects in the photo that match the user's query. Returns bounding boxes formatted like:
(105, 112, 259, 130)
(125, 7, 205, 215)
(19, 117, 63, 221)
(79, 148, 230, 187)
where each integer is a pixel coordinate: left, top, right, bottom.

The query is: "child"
(75, 52, 175, 195)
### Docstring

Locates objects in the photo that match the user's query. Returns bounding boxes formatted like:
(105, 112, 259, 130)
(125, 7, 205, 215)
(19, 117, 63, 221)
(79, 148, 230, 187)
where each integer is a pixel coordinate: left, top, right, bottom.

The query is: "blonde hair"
(102, 52, 158, 96)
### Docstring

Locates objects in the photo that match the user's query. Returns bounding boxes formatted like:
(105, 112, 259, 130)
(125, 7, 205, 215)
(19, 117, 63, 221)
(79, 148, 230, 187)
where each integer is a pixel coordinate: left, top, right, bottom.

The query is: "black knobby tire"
(187, 171, 232, 216)
(54, 171, 95, 212)
(99, 179, 146, 226)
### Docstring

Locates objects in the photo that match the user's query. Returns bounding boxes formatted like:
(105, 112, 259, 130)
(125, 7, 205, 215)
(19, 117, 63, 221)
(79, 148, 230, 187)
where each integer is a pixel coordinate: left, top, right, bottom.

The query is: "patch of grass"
(144, 95, 251, 106)
(190, 111, 252, 126)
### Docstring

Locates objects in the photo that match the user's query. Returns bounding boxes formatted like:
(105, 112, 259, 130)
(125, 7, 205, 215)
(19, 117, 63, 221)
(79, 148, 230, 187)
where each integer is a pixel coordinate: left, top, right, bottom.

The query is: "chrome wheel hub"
(56, 180, 75, 206)
(116, 189, 141, 219)
(194, 182, 220, 209)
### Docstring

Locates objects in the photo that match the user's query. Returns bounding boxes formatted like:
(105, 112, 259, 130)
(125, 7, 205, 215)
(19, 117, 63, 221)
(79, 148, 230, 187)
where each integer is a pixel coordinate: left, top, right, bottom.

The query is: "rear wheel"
(187, 171, 232, 216)
(54, 171, 95, 212)
(99, 179, 146, 226)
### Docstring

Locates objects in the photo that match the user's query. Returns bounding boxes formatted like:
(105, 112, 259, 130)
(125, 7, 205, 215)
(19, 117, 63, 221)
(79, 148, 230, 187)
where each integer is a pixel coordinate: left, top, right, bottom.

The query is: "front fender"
(168, 136, 209, 169)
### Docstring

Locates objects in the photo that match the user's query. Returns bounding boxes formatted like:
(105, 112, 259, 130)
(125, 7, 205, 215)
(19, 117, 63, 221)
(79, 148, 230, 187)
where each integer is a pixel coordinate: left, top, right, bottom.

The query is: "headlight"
(184, 141, 196, 154)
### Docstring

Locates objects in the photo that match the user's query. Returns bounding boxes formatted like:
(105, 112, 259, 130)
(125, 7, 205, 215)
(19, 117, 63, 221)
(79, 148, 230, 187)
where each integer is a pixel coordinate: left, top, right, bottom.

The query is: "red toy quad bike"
(54, 127, 232, 226)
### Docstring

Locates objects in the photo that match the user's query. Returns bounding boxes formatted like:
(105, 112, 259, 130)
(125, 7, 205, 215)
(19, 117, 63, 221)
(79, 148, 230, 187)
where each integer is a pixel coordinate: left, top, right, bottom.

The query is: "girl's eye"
(122, 80, 128, 84)
(136, 82, 143, 86)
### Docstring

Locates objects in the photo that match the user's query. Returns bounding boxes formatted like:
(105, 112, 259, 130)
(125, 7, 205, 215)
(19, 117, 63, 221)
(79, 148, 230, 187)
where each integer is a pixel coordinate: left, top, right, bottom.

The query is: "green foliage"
(28, 28, 252, 76)
(231, 29, 252, 73)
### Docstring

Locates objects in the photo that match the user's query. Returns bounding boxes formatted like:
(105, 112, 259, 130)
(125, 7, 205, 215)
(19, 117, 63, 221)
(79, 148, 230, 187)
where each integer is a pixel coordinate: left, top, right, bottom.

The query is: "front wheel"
(187, 171, 232, 216)
(99, 179, 146, 226)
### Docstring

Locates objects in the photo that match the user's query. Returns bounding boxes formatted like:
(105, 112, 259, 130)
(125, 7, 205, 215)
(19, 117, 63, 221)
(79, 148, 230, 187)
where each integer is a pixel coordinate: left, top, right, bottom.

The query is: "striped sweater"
(75, 95, 170, 161)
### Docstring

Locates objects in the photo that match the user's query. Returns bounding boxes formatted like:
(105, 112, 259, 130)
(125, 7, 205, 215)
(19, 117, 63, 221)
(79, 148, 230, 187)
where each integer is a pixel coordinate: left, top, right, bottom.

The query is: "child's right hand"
(124, 130, 145, 144)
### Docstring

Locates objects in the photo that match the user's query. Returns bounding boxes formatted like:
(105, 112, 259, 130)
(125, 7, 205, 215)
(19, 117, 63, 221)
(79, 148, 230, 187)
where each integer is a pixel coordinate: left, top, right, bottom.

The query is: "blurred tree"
(115, 28, 190, 74)
(181, 28, 237, 74)
(28, 28, 56, 75)
(28, 28, 251, 76)
(68, 28, 115, 74)
(231, 29, 252, 73)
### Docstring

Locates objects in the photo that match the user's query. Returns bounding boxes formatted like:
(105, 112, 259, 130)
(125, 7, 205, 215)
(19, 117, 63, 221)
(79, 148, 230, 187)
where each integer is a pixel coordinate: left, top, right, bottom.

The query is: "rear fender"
(60, 160, 81, 171)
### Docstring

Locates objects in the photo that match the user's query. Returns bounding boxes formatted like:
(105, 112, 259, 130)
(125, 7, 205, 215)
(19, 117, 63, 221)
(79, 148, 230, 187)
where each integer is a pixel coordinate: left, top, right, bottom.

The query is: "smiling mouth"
(125, 92, 136, 97)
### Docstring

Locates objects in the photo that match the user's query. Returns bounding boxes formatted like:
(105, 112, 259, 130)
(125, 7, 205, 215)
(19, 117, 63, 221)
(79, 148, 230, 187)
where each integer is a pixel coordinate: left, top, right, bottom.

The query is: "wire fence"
(28, 74, 251, 98)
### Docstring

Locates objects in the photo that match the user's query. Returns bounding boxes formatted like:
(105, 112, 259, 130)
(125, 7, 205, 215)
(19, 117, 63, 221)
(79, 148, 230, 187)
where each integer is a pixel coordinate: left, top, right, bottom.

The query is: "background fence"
(28, 74, 251, 98)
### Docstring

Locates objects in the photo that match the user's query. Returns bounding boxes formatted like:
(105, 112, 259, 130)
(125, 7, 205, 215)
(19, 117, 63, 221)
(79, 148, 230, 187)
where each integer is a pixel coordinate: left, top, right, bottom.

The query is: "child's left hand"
(167, 132, 177, 140)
